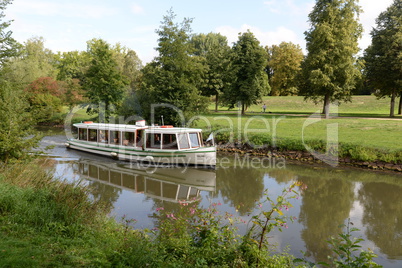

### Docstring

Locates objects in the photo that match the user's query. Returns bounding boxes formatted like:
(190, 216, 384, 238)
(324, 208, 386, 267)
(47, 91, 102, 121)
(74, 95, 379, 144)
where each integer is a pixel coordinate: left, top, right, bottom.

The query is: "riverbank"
(199, 95, 402, 170)
(217, 142, 402, 172)
(1, 161, 384, 267)
(0, 161, 301, 267)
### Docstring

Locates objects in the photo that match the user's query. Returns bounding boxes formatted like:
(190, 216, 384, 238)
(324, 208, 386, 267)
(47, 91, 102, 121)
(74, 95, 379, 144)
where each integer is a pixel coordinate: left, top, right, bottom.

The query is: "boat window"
(123, 132, 135, 146)
(89, 129, 97, 142)
(98, 130, 108, 143)
(79, 128, 88, 141)
(110, 131, 120, 145)
(189, 133, 200, 148)
(72, 127, 78, 139)
(146, 133, 161, 149)
(177, 133, 190, 149)
(198, 133, 204, 146)
(162, 134, 178, 149)
(136, 130, 144, 147)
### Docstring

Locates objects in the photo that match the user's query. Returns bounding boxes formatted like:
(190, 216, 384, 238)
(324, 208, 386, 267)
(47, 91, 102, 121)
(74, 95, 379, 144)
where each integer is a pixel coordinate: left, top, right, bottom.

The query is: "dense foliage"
(0, 83, 41, 162)
(223, 31, 270, 115)
(0, 0, 20, 64)
(363, 0, 402, 117)
(82, 39, 129, 122)
(299, 0, 363, 118)
(191, 33, 232, 112)
(266, 42, 304, 96)
(0, 0, 41, 163)
(139, 10, 208, 125)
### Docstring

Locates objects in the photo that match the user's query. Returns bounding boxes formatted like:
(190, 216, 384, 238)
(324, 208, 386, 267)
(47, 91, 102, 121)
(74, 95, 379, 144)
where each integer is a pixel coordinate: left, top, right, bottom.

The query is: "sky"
(5, 0, 394, 64)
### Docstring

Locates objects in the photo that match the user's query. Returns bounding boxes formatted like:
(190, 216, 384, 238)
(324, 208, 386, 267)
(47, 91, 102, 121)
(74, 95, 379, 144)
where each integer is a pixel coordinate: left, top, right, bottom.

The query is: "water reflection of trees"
(88, 180, 122, 209)
(215, 167, 264, 215)
(358, 182, 402, 259)
(265, 168, 297, 184)
(297, 176, 354, 262)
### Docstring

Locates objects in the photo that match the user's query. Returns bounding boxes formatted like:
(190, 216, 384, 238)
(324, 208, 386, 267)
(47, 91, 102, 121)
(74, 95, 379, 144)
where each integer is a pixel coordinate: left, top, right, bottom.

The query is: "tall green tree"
(266, 42, 304, 96)
(5, 36, 57, 87)
(191, 33, 231, 112)
(112, 44, 143, 90)
(0, 82, 41, 162)
(299, 0, 363, 118)
(0, 0, 40, 163)
(0, 0, 20, 64)
(140, 10, 207, 125)
(363, 0, 402, 117)
(223, 30, 270, 115)
(55, 50, 89, 82)
(83, 38, 129, 121)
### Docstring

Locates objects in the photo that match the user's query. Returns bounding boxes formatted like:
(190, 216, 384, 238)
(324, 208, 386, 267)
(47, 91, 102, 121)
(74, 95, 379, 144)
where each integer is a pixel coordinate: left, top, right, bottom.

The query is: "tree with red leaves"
(25, 77, 63, 123)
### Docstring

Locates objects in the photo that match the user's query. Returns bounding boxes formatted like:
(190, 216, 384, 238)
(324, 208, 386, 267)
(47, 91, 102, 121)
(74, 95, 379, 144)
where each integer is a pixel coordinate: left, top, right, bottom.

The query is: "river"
(40, 132, 402, 267)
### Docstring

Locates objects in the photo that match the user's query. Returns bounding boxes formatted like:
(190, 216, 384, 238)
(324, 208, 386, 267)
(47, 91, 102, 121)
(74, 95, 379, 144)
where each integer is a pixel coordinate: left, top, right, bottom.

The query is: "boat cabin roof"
(73, 122, 202, 133)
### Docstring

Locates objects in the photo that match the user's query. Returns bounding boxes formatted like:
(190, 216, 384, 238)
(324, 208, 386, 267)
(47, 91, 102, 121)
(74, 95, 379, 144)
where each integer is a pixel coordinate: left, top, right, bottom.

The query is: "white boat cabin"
(73, 121, 205, 151)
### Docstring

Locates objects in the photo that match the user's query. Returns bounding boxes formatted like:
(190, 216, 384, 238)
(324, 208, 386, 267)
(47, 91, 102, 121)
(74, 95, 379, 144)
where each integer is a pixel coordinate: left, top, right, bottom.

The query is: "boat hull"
(66, 139, 216, 167)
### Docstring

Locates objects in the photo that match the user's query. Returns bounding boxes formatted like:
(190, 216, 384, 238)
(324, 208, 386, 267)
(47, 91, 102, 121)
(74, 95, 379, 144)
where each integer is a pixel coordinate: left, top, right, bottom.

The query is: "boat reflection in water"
(77, 159, 216, 203)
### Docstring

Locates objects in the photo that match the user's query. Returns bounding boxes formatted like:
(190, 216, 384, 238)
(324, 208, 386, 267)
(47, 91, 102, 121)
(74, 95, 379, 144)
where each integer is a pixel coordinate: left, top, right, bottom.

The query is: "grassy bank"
(197, 96, 402, 165)
(196, 113, 402, 164)
(0, 162, 298, 267)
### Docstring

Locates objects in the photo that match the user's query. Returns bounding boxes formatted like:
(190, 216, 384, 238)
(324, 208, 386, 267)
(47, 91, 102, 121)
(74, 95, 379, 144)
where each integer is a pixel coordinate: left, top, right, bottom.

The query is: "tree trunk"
(215, 94, 219, 112)
(398, 94, 402, 115)
(322, 93, 330, 119)
(390, 91, 396, 117)
(241, 103, 246, 115)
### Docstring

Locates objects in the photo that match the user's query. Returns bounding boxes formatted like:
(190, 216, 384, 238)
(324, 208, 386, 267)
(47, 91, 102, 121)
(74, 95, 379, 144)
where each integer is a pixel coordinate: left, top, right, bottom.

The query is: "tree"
(112, 44, 143, 90)
(191, 33, 231, 112)
(140, 10, 208, 125)
(58, 78, 85, 110)
(83, 38, 129, 121)
(0, 0, 40, 163)
(24, 77, 63, 123)
(55, 50, 89, 82)
(363, 0, 402, 117)
(223, 30, 270, 115)
(266, 42, 304, 96)
(299, 0, 363, 118)
(0, 0, 20, 64)
(5, 36, 57, 87)
(0, 82, 41, 162)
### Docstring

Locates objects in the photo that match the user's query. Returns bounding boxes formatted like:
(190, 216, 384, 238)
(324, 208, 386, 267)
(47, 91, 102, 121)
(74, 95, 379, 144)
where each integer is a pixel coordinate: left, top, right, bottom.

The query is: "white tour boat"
(65, 120, 216, 167)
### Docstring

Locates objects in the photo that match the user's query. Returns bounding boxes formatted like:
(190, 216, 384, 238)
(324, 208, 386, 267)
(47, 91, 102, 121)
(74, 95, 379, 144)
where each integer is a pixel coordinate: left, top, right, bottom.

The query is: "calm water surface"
(41, 133, 402, 267)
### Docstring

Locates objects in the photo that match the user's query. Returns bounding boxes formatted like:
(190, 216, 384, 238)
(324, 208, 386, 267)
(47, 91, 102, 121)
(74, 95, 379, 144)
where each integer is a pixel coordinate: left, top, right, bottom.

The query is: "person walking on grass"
(262, 104, 266, 113)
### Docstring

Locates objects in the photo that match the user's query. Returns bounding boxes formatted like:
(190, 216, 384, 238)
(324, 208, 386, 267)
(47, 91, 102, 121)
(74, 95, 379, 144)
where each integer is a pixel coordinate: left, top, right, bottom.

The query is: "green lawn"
(210, 95, 401, 118)
(199, 95, 402, 157)
(195, 114, 402, 151)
